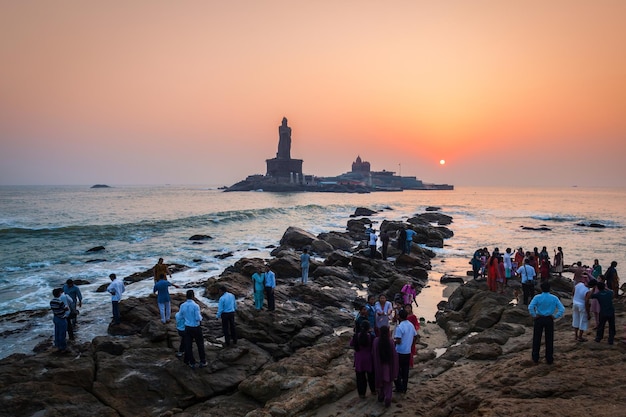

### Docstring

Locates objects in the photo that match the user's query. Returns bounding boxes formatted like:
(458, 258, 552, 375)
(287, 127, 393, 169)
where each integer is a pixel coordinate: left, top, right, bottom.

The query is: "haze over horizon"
(1, 1, 625, 187)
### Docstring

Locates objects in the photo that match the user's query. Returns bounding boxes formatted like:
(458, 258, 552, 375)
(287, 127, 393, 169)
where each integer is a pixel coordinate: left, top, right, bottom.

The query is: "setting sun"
(440, 160, 446, 165)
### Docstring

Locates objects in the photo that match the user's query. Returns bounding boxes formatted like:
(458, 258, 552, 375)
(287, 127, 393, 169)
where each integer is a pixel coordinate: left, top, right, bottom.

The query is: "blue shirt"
(175, 310, 186, 331)
(62, 284, 82, 304)
(405, 229, 417, 242)
(179, 299, 202, 327)
(217, 292, 237, 318)
(265, 270, 276, 288)
(153, 280, 173, 303)
(517, 264, 536, 283)
(528, 292, 565, 318)
(301, 253, 310, 267)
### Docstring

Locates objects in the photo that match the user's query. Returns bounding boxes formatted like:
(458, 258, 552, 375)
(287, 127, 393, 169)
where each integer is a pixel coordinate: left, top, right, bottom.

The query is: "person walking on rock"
(528, 282, 565, 365)
(179, 290, 206, 368)
(106, 273, 125, 325)
(153, 273, 180, 323)
(217, 285, 237, 347)
(153, 258, 172, 283)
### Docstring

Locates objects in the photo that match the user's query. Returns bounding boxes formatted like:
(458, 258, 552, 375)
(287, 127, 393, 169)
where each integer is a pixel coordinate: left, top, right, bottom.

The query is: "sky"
(1, 0, 625, 187)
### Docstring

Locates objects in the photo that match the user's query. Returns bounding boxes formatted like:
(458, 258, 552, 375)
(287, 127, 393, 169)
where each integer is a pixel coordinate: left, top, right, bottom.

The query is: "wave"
(0, 204, 349, 241)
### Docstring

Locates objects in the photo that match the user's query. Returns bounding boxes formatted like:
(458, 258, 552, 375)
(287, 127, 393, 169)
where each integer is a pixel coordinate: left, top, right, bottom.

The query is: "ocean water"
(1, 185, 625, 358)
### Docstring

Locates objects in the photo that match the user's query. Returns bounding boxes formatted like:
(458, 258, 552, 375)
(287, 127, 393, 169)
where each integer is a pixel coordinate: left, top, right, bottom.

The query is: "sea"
(1, 185, 625, 359)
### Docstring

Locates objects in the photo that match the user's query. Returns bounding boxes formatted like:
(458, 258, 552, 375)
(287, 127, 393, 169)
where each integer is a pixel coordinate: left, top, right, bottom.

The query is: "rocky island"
(225, 118, 453, 193)
(1, 209, 624, 417)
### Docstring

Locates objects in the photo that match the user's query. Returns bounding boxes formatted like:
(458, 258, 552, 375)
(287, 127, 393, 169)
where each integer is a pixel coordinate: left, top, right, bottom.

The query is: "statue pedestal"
(266, 158, 303, 182)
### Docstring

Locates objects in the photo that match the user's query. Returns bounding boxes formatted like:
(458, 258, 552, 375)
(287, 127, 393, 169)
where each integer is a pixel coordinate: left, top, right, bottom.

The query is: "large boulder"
(279, 226, 317, 249)
(317, 231, 356, 251)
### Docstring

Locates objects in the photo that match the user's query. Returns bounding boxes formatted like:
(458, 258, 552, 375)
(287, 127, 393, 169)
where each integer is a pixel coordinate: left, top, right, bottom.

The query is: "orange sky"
(1, 0, 625, 186)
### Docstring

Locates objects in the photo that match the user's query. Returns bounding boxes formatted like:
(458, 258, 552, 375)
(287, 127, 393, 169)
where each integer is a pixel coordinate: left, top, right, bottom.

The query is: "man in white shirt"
(106, 273, 125, 325)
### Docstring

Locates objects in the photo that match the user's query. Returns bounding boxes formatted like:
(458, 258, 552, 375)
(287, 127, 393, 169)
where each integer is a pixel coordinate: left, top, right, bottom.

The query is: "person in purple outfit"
(350, 321, 376, 398)
(372, 325, 398, 407)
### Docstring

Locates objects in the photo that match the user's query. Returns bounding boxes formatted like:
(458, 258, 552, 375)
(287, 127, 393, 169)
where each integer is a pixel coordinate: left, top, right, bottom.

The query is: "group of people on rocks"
(469, 245, 621, 366)
(470, 246, 566, 295)
(49, 258, 241, 371)
(366, 226, 417, 260)
(251, 264, 276, 311)
(49, 279, 83, 353)
(350, 282, 420, 407)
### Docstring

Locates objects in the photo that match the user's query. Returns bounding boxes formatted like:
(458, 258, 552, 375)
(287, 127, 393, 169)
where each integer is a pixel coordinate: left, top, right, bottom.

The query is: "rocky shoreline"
(1, 208, 624, 417)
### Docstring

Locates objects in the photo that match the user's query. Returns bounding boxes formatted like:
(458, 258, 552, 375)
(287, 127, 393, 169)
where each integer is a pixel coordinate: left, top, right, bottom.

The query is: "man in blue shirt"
(217, 285, 237, 347)
(301, 248, 311, 284)
(179, 290, 206, 368)
(590, 281, 615, 344)
(528, 281, 565, 365)
(517, 258, 537, 305)
(62, 279, 82, 328)
(394, 309, 417, 393)
(153, 273, 180, 323)
(404, 228, 417, 254)
(264, 265, 276, 311)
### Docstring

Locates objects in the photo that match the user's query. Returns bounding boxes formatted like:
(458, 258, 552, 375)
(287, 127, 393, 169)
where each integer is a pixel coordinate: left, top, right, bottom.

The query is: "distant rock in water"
(521, 226, 551, 231)
(86, 259, 107, 263)
(90, 184, 111, 188)
(576, 222, 606, 228)
(86, 246, 105, 252)
(353, 207, 378, 217)
(425, 206, 441, 211)
(189, 234, 213, 241)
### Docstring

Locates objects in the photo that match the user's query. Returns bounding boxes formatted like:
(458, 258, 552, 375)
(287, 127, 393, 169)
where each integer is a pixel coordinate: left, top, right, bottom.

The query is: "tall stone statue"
(277, 117, 291, 159)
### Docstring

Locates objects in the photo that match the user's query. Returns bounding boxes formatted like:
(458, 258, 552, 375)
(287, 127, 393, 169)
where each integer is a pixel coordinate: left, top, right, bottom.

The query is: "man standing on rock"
(369, 229, 378, 259)
(300, 248, 311, 284)
(393, 309, 416, 393)
(517, 258, 537, 305)
(591, 281, 616, 345)
(106, 273, 125, 325)
(264, 264, 276, 311)
(379, 229, 390, 260)
(528, 282, 565, 365)
(217, 285, 237, 347)
(404, 228, 417, 255)
(50, 288, 69, 353)
(180, 290, 207, 368)
(62, 279, 82, 329)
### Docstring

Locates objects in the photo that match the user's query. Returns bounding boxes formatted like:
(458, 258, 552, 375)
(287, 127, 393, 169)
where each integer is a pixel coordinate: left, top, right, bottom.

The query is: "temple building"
(265, 117, 304, 184)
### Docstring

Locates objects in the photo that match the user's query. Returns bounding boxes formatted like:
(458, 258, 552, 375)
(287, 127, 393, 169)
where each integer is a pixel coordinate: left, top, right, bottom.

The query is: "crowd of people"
(470, 245, 621, 365)
(350, 283, 420, 407)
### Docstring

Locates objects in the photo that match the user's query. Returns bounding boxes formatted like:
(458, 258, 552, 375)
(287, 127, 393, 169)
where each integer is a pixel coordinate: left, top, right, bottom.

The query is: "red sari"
(407, 313, 420, 367)
(487, 256, 499, 292)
